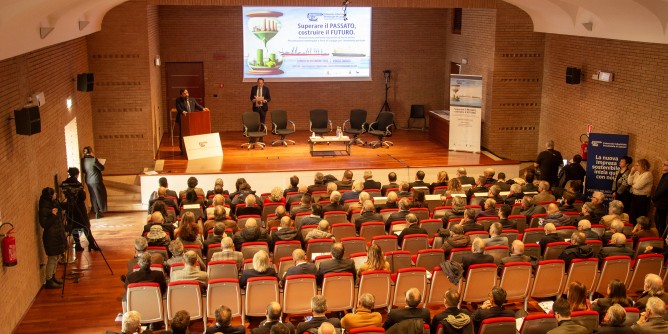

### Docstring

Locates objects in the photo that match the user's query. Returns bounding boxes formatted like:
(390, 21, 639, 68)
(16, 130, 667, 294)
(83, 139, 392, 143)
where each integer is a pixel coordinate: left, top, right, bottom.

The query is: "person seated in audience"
(429, 170, 449, 193)
(539, 223, 564, 255)
(334, 170, 354, 191)
(484, 222, 508, 247)
(170, 250, 208, 288)
(109, 310, 151, 334)
(471, 286, 515, 333)
(233, 218, 268, 251)
(492, 172, 511, 192)
(205, 305, 245, 334)
(475, 198, 497, 219)
(632, 216, 659, 240)
(298, 204, 324, 230)
(598, 233, 634, 265)
(520, 195, 547, 224)
(167, 239, 205, 271)
(411, 190, 428, 209)
(546, 298, 589, 334)
(322, 191, 344, 213)
(383, 288, 431, 330)
(578, 219, 601, 240)
(498, 240, 533, 274)
(409, 170, 429, 189)
(236, 193, 262, 217)
(239, 250, 277, 288)
(149, 200, 175, 225)
(396, 181, 412, 198)
(154, 176, 178, 201)
(532, 181, 556, 205)
(461, 238, 495, 277)
(180, 176, 205, 198)
(504, 183, 524, 206)
(592, 279, 635, 323)
(125, 236, 167, 276)
(385, 197, 412, 230)
(521, 170, 538, 193)
(305, 220, 334, 241)
(602, 219, 628, 245)
(177, 212, 203, 248)
(211, 236, 244, 270)
(146, 224, 171, 248)
(347, 191, 370, 217)
(149, 186, 179, 216)
(357, 243, 390, 277)
(203, 205, 237, 239)
(308, 172, 328, 194)
(342, 180, 364, 202)
(231, 182, 260, 211)
(283, 175, 300, 198)
(397, 213, 429, 246)
(252, 302, 296, 334)
(317, 242, 356, 285)
(206, 178, 229, 199)
(316, 182, 337, 203)
(635, 274, 668, 311)
(601, 200, 629, 228)
(270, 216, 300, 249)
(264, 186, 286, 205)
(558, 191, 579, 213)
(281, 249, 317, 286)
(591, 191, 608, 219)
(458, 208, 484, 234)
(381, 171, 400, 196)
(296, 295, 342, 333)
(466, 176, 489, 203)
(566, 281, 590, 312)
(542, 203, 574, 227)
(559, 231, 594, 270)
(456, 167, 476, 186)
(290, 193, 313, 219)
(382, 191, 400, 210)
(641, 235, 668, 261)
(266, 205, 287, 229)
(341, 292, 382, 330)
(445, 177, 465, 196)
(580, 201, 600, 225)
(286, 185, 308, 212)
(202, 222, 226, 254)
(182, 188, 205, 210)
(597, 304, 632, 334)
(441, 196, 466, 224)
(229, 178, 247, 201)
(143, 211, 175, 237)
(480, 185, 503, 207)
(205, 194, 226, 222)
(440, 224, 471, 259)
(497, 204, 515, 229)
(354, 200, 383, 232)
(430, 288, 472, 334)
(631, 297, 668, 333)
(124, 252, 167, 294)
(164, 310, 190, 334)
(482, 167, 496, 185)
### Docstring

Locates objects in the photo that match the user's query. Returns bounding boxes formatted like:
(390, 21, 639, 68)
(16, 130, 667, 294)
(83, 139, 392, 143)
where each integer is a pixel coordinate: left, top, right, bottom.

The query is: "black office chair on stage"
(270, 109, 296, 146)
(343, 109, 368, 145)
(368, 112, 395, 148)
(309, 109, 332, 137)
(241, 112, 267, 150)
(407, 104, 426, 130)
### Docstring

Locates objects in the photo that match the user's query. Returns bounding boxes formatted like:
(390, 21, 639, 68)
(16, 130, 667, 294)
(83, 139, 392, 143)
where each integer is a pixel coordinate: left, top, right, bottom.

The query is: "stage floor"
(156, 129, 517, 174)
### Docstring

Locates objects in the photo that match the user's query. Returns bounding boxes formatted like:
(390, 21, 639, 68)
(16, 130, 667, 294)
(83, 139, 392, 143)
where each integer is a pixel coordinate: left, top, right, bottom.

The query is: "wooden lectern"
(182, 110, 211, 137)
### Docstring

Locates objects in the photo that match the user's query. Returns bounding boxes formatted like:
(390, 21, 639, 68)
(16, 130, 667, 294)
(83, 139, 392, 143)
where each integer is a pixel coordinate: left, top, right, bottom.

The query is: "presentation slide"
(242, 7, 372, 82)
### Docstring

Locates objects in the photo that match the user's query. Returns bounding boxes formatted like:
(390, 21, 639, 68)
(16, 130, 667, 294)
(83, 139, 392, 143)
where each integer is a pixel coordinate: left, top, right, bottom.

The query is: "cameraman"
(38, 187, 66, 289)
(62, 167, 100, 252)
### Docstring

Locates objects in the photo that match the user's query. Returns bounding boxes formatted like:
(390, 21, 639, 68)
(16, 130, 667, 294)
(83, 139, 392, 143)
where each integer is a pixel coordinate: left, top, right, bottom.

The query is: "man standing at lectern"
(250, 78, 271, 125)
(175, 89, 209, 154)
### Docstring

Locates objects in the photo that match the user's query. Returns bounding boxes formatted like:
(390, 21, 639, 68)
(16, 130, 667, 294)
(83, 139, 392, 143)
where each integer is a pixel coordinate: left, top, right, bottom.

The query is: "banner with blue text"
(585, 133, 629, 199)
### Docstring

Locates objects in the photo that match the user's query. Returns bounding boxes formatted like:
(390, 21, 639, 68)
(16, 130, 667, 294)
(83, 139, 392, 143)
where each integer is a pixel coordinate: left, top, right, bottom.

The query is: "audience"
(598, 304, 632, 334)
(546, 298, 589, 334)
(210, 236, 244, 270)
(456, 167, 475, 186)
(461, 238, 494, 277)
(631, 297, 668, 333)
(270, 216, 300, 249)
(543, 203, 574, 227)
(592, 279, 634, 323)
(602, 219, 628, 245)
(627, 158, 653, 224)
(304, 220, 334, 241)
(383, 288, 431, 330)
(252, 302, 296, 334)
(233, 218, 268, 250)
(109, 310, 150, 334)
(504, 183, 524, 205)
(298, 204, 324, 230)
(520, 195, 546, 223)
(578, 219, 601, 240)
(202, 222, 225, 254)
(308, 172, 327, 194)
(203, 205, 237, 238)
(632, 216, 659, 240)
(459, 208, 484, 233)
(381, 172, 400, 196)
(126, 236, 167, 275)
(322, 191, 344, 213)
(446, 178, 465, 196)
(471, 286, 515, 333)
(170, 250, 208, 288)
(239, 250, 277, 288)
(539, 223, 564, 255)
(598, 233, 634, 264)
(385, 198, 412, 229)
(266, 205, 288, 229)
(237, 192, 262, 216)
(430, 288, 471, 334)
(295, 295, 341, 333)
(635, 273, 668, 311)
(124, 252, 166, 294)
(497, 204, 515, 229)
(205, 305, 245, 334)
(601, 200, 629, 228)
(176, 212, 203, 248)
(291, 193, 313, 218)
(429, 170, 449, 193)
(341, 293, 382, 331)
(484, 222, 508, 247)
(532, 181, 556, 204)
(342, 180, 364, 202)
(167, 239, 205, 271)
(335, 170, 354, 190)
(143, 210, 175, 236)
(440, 224, 471, 259)
(354, 200, 382, 232)
(441, 196, 466, 223)
(499, 240, 533, 274)
(146, 224, 171, 248)
(565, 281, 590, 312)
(475, 198, 497, 219)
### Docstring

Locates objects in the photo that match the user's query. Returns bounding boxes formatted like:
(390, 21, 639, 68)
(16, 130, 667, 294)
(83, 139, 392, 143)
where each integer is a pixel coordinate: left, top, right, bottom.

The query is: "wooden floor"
(15, 211, 550, 334)
(156, 129, 517, 174)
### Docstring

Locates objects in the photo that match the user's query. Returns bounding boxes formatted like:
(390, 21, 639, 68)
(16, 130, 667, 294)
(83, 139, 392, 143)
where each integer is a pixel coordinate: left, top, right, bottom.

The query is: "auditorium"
(2, 0, 668, 333)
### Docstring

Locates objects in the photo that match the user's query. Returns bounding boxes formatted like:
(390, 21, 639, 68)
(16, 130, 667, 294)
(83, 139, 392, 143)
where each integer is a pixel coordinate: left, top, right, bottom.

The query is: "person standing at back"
(534, 140, 563, 189)
(81, 146, 107, 219)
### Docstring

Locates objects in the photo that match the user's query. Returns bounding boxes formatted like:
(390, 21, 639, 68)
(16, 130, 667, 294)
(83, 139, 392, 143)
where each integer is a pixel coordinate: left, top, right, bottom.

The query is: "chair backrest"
(207, 260, 238, 280)
(590, 224, 605, 236)
(521, 228, 545, 244)
(277, 256, 295, 279)
(360, 222, 386, 242)
(476, 216, 500, 232)
(166, 281, 204, 326)
(449, 247, 472, 263)
(366, 189, 382, 198)
(543, 241, 570, 260)
(273, 240, 302, 264)
(331, 223, 356, 240)
(314, 254, 332, 268)
(409, 207, 430, 221)
(242, 112, 261, 131)
(385, 251, 412, 274)
(555, 226, 576, 240)
(350, 252, 368, 269)
(627, 253, 664, 292)
(519, 313, 557, 334)
(508, 215, 527, 233)
(465, 231, 489, 242)
(499, 262, 533, 301)
(294, 211, 312, 227)
(380, 209, 398, 222)
(484, 246, 510, 263)
(415, 249, 445, 272)
(169, 262, 185, 276)
(262, 203, 282, 223)
(236, 214, 261, 229)
(206, 279, 242, 322)
(530, 260, 566, 299)
(126, 282, 164, 324)
(594, 256, 631, 297)
(635, 237, 665, 258)
(206, 243, 222, 263)
(392, 268, 427, 308)
(419, 219, 442, 237)
(147, 246, 169, 260)
(310, 109, 329, 128)
(479, 317, 516, 334)
(300, 226, 317, 240)
(306, 239, 335, 261)
(500, 230, 519, 244)
(283, 274, 317, 315)
(571, 310, 599, 333)
(324, 211, 348, 224)
(623, 307, 641, 326)
(350, 210, 363, 225)
(375, 112, 394, 131)
(341, 237, 367, 258)
(270, 109, 289, 129)
(433, 186, 448, 195)
(390, 221, 406, 234)
(183, 244, 203, 259)
(322, 272, 355, 312)
(245, 276, 279, 317)
(564, 258, 598, 294)
(426, 267, 460, 306)
(523, 243, 541, 259)
(585, 239, 603, 256)
(371, 235, 398, 253)
(241, 242, 269, 260)
(358, 270, 392, 309)
(348, 109, 367, 129)
(431, 206, 450, 219)
(402, 234, 429, 255)
(461, 263, 498, 305)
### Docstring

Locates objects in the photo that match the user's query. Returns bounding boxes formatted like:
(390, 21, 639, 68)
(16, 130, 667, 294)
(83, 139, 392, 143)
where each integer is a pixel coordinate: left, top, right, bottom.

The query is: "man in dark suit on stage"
(175, 88, 209, 154)
(250, 77, 271, 124)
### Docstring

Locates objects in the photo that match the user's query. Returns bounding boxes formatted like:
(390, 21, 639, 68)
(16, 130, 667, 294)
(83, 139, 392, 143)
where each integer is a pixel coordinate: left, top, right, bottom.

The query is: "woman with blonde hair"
(445, 178, 464, 196)
(429, 171, 449, 193)
(357, 244, 389, 277)
(239, 250, 277, 288)
(627, 158, 653, 224)
(264, 186, 286, 205)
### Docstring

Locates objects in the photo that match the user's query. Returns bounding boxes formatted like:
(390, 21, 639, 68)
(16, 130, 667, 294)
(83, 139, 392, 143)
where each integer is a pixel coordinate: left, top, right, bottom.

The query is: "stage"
(142, 129, 520, 208)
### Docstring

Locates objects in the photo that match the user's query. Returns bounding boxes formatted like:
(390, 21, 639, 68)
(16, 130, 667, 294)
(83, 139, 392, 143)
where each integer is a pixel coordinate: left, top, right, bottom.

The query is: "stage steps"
(105, 175, 144, 212)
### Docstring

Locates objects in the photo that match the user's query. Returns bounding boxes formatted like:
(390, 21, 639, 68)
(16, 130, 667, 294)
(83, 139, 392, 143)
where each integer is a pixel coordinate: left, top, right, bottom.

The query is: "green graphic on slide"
(247, 11, 284, 74)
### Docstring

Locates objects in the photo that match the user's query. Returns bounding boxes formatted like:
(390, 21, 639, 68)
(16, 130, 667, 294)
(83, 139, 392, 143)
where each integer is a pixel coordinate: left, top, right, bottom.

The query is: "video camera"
(60, 182, 84, 198)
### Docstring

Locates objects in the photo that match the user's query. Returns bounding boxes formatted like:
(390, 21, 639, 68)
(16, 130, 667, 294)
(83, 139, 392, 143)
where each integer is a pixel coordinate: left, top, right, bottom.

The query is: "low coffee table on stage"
(308, 135, 351, 156)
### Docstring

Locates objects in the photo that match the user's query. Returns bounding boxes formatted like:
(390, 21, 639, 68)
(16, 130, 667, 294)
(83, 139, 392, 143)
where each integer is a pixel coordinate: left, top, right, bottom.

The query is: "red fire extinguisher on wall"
(1, 222, 17, 267)
(580, 125, 592, 161)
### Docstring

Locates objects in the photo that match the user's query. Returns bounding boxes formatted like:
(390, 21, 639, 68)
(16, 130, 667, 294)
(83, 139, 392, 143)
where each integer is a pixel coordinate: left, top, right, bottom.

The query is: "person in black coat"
(383, 288, 431, 330)
(461, 239, 495, 277)
(558, 231, 594, 270)
(175, 89, 210, 153)
(362, 170, 382, 190)
(205, 305, 246, 334)
(39, 187, 67, 289)
(281, 249, 317, 287)
(252, 302, 296, 334)
(250, 78, 271, 125)
(471, 286, 516, 334)
(316, 242, 356, 285)
(62, 167, 99, 252)
(397, 214, 429, 246)
(124, 253, 167, 294)
(539, 223, 564, 255)
(80, 146, 107, 218)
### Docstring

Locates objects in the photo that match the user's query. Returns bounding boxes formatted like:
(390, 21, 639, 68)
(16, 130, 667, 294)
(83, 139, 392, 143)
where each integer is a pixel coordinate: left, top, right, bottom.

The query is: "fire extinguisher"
(580, 133, 589, 161)
(1, 222, 17, 267)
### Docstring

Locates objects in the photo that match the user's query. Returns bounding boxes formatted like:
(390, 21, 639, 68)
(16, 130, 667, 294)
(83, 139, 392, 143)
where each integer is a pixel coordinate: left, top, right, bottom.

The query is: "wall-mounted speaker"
(77, 73, 94, 92)
(566, 67, 581, 84)
(14, 106, 41, 135)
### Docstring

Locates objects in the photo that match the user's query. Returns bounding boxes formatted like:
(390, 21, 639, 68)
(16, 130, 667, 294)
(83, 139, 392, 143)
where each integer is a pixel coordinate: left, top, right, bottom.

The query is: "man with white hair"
(601, 200, 629, 228)
(342, 180, 364, 202)
(296, 295, 341, 333)
(457, 168, 475, 186)
(211, 236, 244, 270)
(475, 198, 497, 219)
(362, 170, 381, 190)
(598, 233, 634, 264)
(397, 213, 429, 246)
(383, 288, 431, 330)
(305, 220, 334, 241)
(232, 217, 268, 250)
(504, 184, 525, 205)
(170, 250, 209, 288)
(534, 140, 563, 188)
(499, 240, 533, 274)
(322, 191, 344, 213)
(347, 191, 370, 217)
(461, 238, 495, 277)
(484, 222, 509, 247)
(602, 219, 628, 245)
(353, 200, 382, 232)
(635, 274, 668, 311)
(632, 297, 668, 332)
(384, 197, 412, 230)
(111, 310, 150, 334)
(578, 219, 601, 240)
(125, 236, 166, 275)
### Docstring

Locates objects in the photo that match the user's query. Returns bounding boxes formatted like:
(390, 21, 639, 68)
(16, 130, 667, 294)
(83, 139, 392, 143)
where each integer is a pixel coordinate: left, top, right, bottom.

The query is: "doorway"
(64, 117, 80, 180)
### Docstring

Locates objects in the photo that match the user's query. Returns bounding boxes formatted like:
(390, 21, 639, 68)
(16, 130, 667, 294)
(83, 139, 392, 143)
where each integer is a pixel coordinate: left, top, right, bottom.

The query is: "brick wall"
(0, 38, 93, 332)
(540, 33, 668, 181)
(158, 6, 449, 133)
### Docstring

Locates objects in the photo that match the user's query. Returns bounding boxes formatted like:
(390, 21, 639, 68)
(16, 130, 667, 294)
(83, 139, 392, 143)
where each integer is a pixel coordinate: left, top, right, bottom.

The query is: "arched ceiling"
(0, 0, 666, 62)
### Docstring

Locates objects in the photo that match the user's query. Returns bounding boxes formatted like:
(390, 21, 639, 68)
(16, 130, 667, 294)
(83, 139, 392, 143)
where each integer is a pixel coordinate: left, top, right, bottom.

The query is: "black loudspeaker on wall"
(566, 67, 581, 84)
(77, 73, 94, 92)
(14, 106, 41, 135)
